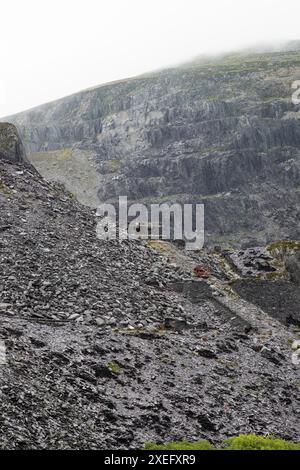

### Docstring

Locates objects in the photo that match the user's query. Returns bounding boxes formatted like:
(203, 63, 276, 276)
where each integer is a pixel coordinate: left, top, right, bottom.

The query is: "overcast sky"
(0, 0, 299, 117)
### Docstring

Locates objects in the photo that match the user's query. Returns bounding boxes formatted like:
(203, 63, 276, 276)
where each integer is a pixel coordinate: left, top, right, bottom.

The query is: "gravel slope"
(0, 158, 299, 449)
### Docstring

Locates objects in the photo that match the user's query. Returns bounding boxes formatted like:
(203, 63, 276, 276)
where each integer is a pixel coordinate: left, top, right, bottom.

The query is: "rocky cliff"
(4, 46, 300, 247)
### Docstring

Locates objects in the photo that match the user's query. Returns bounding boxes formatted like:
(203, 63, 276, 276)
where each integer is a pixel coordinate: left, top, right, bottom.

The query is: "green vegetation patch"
(145, 435, 300, 450)
(106, 361, 122, 374)
(30, 148, 73, 163)
(224, 435, 300, 450)
(268, 240, 300, 254)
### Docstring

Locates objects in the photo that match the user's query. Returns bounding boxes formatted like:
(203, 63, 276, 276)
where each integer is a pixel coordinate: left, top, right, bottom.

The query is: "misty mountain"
(5, 46, 300, 247)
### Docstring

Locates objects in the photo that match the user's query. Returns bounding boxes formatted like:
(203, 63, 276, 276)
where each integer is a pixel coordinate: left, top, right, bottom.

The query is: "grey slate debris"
(0, 144, 299, 449)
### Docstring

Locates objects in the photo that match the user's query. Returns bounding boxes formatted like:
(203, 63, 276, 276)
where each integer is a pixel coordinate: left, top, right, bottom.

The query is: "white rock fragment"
(0, 341, 7, 365)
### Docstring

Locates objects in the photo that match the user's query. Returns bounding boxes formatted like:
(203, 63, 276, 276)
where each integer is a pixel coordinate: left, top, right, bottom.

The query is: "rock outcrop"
(286, 251, 300, 285)
(4, 46, 300, 247)
(0, 123, 28, 164)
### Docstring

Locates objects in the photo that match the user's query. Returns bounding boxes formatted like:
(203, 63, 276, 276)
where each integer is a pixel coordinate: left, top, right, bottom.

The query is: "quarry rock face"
(4, 47, 300, 247)
(0, 123, 28, 164)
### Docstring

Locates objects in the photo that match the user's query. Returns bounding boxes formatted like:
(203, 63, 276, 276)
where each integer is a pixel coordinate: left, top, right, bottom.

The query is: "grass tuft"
(107, 361, 122, 374)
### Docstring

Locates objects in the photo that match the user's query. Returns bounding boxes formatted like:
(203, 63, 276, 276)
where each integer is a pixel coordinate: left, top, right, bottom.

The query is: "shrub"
(223, 435, 300, 450)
